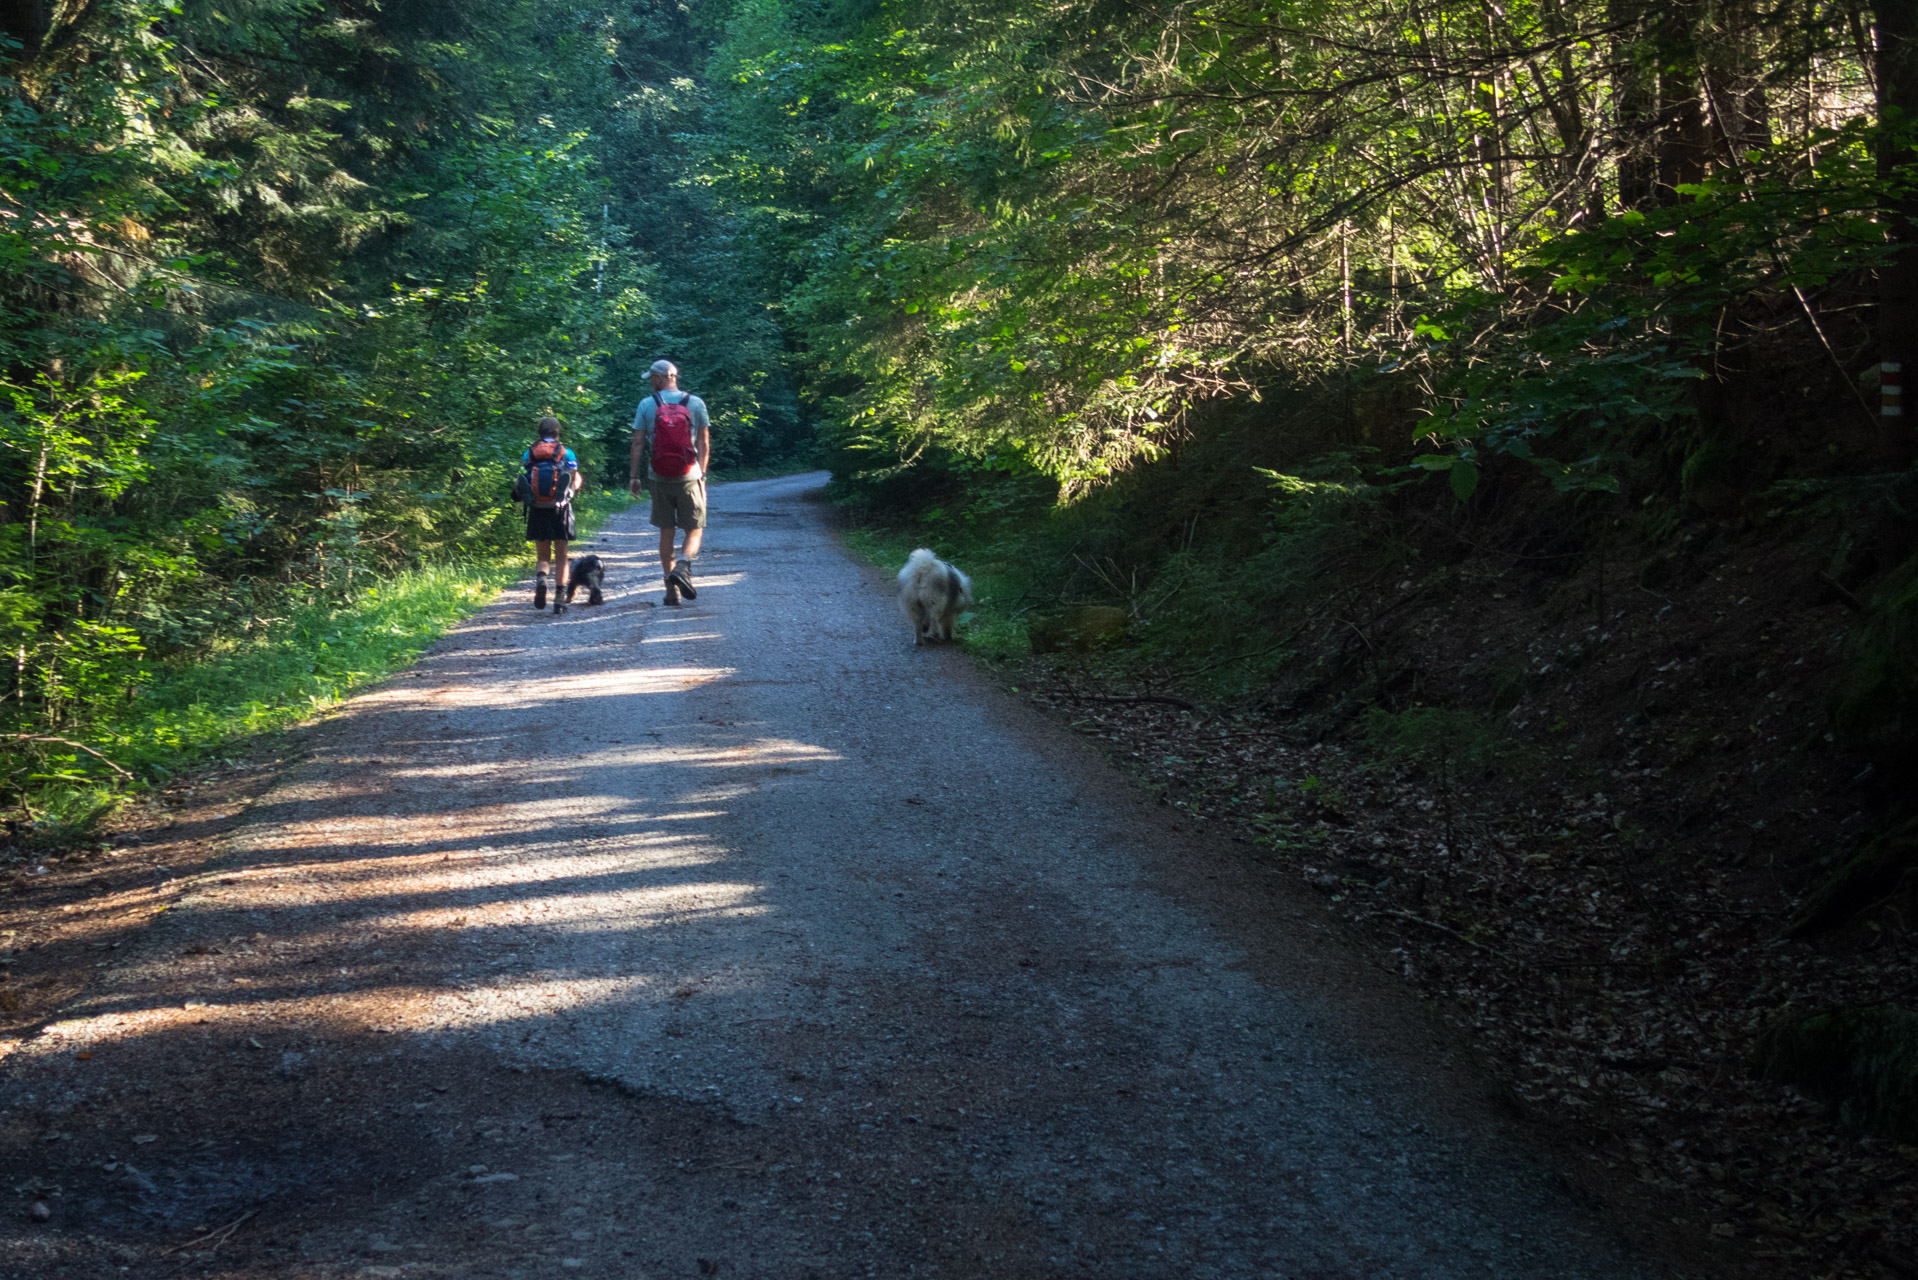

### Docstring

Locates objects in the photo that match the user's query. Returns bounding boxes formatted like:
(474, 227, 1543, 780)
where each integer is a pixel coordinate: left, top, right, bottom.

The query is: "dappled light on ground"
(0, 478, 1652, 1278)
(351, 664, 743, 710)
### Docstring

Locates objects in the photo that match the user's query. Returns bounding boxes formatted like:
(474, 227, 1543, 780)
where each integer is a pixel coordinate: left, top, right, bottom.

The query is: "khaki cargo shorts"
(649, 476, 707, 531)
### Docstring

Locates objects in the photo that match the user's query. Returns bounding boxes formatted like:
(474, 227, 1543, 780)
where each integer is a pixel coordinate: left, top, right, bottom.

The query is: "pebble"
(28, 1201, 50, 1222)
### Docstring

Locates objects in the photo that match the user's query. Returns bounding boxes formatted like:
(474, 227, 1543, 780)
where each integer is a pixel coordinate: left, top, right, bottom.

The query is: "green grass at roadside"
(833, 449, 1399, 700)
(839, 524, 1039, 663)
(18, 493, 632, 837)
(833, 467, 1343, 689)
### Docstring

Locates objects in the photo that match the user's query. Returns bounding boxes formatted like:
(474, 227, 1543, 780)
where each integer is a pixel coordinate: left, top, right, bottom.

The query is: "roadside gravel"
(0, 474, 1654, 1278)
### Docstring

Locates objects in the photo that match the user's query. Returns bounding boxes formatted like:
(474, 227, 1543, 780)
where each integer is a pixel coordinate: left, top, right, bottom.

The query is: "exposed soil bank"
(989, 491, 1918, 1280)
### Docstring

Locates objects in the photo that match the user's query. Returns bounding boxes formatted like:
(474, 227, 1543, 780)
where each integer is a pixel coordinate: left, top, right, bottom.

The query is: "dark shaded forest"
(5, 1, 1918, 1275)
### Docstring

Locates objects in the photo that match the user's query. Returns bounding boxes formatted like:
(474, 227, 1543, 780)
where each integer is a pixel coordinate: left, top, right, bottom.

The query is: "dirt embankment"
(1012, 511, 1917, 1280)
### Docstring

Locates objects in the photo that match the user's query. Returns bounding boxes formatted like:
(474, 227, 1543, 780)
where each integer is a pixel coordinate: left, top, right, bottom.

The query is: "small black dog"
(564, 554, 606, 606)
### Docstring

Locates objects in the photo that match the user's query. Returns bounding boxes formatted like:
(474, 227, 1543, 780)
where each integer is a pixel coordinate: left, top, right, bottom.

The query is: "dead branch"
(0, 735, 133, 779)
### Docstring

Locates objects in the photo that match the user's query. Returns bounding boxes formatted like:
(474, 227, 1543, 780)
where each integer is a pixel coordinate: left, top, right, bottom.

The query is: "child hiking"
(628, 359, 711, 606)
(520, 416, 582, 613)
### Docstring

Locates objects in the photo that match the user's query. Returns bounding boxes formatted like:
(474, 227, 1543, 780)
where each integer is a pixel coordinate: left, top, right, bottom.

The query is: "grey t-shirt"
(632, 389, 711, 457)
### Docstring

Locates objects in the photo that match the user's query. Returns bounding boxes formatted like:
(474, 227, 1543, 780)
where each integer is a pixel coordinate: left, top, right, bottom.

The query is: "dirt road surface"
(1, 474, 1654, 1278)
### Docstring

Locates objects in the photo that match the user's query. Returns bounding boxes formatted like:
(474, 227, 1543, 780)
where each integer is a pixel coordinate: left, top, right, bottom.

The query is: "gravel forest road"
(1, 474, 1655, 1279)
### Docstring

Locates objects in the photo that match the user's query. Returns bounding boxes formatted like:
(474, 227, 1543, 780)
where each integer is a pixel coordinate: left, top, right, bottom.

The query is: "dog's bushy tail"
(900, 547, 938, 584)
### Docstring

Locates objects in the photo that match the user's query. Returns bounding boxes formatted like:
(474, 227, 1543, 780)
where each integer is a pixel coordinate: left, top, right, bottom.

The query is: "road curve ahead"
(2, 473, 1653, 1279)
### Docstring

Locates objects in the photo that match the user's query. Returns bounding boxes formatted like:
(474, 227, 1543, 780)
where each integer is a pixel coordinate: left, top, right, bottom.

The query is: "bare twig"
(1790, 287, 1881, 430)
(0, 735, 132, 779)
(1059, 693, 1196, 711)
(1336, 617, 1376, 652)
(1817, 572, 1869, 615)
(1360, 907, 1515, 961)
(160, 1208, 257, 1255)
(1163, 637, 1300, 682)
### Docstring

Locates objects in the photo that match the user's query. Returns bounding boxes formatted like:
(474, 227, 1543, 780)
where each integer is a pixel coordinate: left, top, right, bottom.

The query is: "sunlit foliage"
(701, 0, 1896, 494)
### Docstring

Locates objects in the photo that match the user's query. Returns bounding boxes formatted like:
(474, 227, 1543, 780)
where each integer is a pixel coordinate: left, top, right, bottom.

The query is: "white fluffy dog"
(897, 548, 974, 644)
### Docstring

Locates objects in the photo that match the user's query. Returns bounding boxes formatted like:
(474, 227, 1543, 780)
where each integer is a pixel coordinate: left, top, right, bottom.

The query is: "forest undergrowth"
(843, 423, 1918, 1278)
(0, 0, 807, 821)
(3, 491, 630, 841)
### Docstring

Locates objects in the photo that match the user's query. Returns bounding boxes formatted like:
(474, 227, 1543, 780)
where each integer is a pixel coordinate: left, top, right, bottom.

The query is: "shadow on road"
(0, 475, 1655, 1280)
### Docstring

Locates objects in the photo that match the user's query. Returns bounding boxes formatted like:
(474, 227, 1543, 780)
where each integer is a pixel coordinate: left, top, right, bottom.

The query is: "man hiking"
(628, 359, 711, 606)
(522, 415, 582, 613)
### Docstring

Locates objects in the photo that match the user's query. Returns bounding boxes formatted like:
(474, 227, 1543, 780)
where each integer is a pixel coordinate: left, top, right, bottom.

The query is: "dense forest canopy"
(0, 0, 804, 792)
(2, 0, 1914, 792)
(700, 0, 1908, 493)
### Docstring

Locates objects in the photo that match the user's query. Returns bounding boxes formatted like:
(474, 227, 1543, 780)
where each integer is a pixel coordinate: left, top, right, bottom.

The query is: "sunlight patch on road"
(572, 738, 839, 771)
(372, 880, 767, 939)
(551, 664, 738, 696)
(260, 831, 728, 896)
(645, 572, 745, 590)
(437, 973, 658, 1019)
(17, 874, 774, 1058)
(353, 665, 743, 708)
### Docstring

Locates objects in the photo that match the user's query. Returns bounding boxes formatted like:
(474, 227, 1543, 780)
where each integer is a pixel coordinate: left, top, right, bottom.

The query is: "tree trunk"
(1534, 0, 1603, 223)
(1653, 5, 1709, 201)
(1880, 0, 1918, 462)
(0, 0, 53, 60)
(1612, 0, 1658, 210)
(1703, 0, 1771, 166)
(26, 441, 48, 552)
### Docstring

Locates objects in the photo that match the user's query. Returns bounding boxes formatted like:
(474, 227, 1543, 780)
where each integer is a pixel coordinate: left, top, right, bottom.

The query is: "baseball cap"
(648, 359, 678, 378)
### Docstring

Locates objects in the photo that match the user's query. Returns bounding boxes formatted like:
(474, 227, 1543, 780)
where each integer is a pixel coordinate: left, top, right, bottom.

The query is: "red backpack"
(651, 394, 698, 478)
(525, 438, 571, 508)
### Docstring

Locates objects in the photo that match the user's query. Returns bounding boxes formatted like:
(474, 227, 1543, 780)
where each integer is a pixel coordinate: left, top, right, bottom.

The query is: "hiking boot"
(533, 574, 547, 610)
(670, 562, 697, 600)
(663, 579, 682, 607)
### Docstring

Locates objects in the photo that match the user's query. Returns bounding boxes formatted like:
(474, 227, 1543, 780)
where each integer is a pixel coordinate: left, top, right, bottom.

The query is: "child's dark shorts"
(526, 503, 577, 542)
